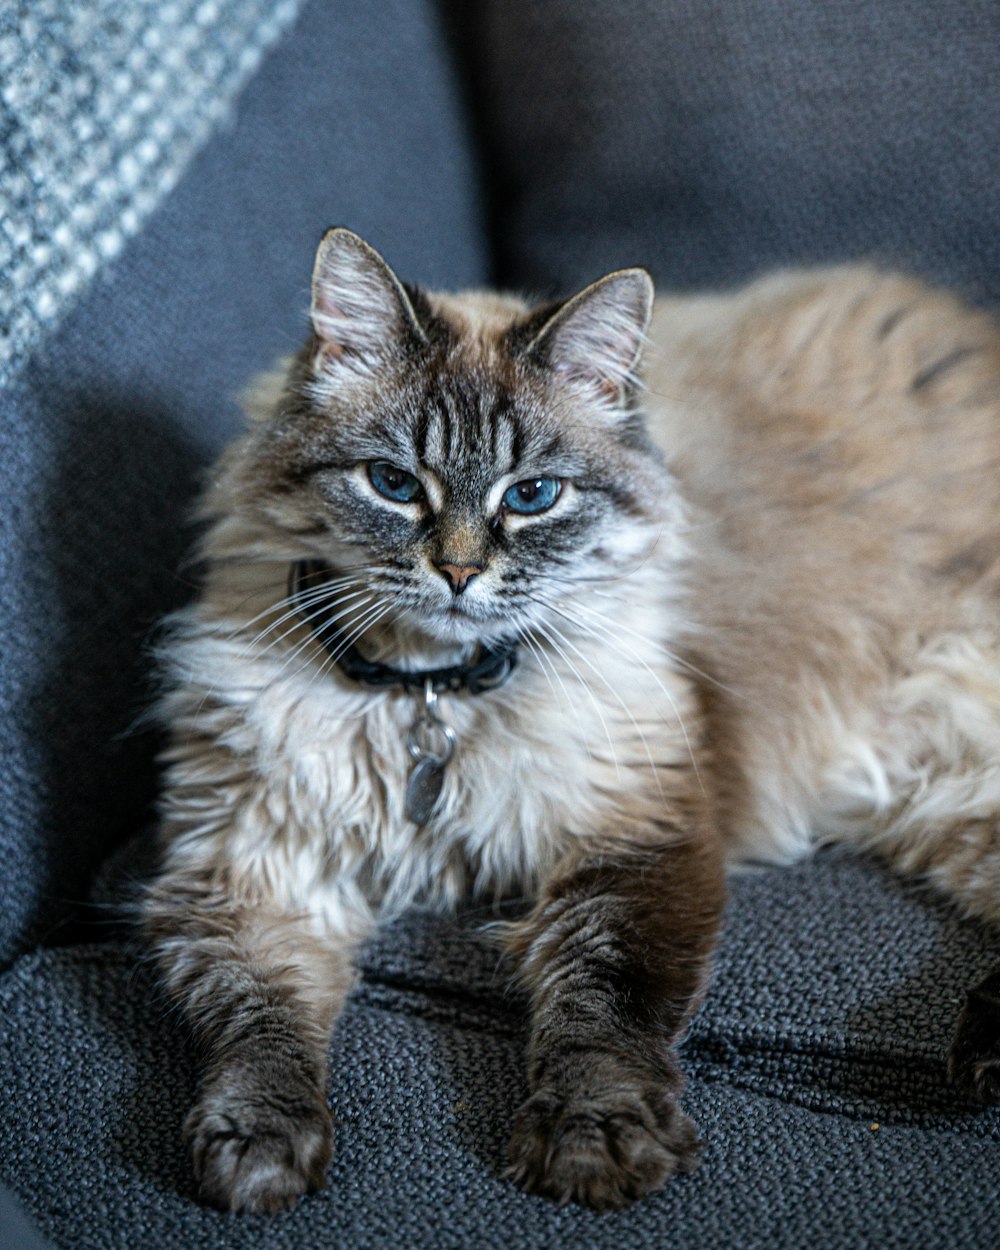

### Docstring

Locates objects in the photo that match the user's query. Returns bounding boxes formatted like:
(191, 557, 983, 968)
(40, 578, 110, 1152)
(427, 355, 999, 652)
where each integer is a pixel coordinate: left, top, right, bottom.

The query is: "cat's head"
(222, 228, 669, 649)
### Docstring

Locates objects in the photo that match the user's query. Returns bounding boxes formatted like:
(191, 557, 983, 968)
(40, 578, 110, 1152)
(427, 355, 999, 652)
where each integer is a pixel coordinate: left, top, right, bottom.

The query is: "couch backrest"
(466, 0, 1000, 306)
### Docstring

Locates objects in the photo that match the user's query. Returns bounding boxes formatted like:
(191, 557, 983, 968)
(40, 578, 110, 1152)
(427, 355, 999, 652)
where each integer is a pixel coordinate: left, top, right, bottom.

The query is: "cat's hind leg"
(855, 808, 1000, 1102)
(143, 866, 370, 1212)
(856, 795, 1000, 1104)
(949, 964, 1000, 1101)
(826, 634, 1000, 1104)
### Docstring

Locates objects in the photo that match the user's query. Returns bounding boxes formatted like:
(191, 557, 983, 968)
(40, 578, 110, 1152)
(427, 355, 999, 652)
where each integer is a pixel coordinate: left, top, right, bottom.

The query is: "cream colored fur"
(159, 261, 1000, 955)
(148, 255, 1000, 1213)
(646, 265, 1000, 923)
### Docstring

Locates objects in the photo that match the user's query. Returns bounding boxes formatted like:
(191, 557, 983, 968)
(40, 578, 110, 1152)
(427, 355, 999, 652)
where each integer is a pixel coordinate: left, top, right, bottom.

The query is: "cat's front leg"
(505, 833, 725, 1210)
(144, 867, 370, 1212)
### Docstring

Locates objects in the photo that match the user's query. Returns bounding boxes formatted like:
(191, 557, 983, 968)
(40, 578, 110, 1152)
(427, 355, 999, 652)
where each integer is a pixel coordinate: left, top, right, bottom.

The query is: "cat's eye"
(367, 461, 425, 504)
(501, 476, 563, 515)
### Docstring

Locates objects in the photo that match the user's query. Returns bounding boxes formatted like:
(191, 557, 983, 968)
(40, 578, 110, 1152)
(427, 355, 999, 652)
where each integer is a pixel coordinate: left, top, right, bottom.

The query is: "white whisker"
(244, 583, 372, 659)
(232, 571, 371, 641)
(302, 599, 401, 697)
(515, 626, 594, 765)
(556, 591, 737, 697)
(534, 594, 703, 792)
(531, 619, 622, 784)
(243, 592, 376, 680)
(265, 594, 387, 693)
(535, 615, 665, 803)
(547, 528, 665, 587)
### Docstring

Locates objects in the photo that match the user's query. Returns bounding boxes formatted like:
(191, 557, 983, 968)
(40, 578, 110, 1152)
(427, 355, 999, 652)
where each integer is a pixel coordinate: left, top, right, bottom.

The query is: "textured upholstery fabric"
(0, 0, 487, 968)
(466, 0, 1000, 304)
(3, 853, 999, 1249)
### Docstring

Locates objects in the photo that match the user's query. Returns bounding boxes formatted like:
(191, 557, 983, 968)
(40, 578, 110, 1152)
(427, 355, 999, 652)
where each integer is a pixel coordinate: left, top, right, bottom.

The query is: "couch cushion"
(0, 0, 487, 967)
(358, 849, 1000, 1120)
(3, 852, 998, 1249)
(465, 0, 1000, 305)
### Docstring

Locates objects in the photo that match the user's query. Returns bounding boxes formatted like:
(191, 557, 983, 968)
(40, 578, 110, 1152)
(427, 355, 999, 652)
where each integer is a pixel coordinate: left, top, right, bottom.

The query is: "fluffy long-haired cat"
(145, 227, 1000, 1213)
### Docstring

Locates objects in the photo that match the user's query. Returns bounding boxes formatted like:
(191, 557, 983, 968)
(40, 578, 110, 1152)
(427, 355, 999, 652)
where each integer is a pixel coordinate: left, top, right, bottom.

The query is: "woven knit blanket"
(0, 0, 302, 385)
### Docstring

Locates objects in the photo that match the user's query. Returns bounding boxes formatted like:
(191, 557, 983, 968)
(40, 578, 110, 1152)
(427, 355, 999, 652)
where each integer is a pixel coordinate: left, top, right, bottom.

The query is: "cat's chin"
(426, 608, 504, 647)
(395, 601, 522, 653)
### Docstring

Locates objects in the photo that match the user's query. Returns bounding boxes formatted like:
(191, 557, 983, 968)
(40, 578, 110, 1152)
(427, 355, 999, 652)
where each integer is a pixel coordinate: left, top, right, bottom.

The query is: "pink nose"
(435, 562, 483, 594)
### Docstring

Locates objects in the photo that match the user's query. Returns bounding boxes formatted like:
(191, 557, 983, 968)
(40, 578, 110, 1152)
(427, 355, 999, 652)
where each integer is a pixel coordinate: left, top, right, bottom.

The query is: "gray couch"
(3, 3, 999, 1247)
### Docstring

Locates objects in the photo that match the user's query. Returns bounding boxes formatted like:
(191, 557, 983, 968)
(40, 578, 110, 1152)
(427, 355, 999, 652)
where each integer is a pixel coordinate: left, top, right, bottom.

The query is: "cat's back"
(648, 265, 998, 526)
(644, 266, 1000, 860)
(645, 264, 1000, 615)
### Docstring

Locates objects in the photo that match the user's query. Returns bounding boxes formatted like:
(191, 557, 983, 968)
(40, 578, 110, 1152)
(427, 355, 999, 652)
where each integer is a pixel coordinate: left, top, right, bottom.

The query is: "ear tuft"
(527, 269, 654, 407)
(310, 228, 426, 374)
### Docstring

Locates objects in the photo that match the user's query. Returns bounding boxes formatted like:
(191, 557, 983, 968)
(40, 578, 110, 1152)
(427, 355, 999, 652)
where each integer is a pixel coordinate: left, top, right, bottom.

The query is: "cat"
(143, 226, 1000, 1213)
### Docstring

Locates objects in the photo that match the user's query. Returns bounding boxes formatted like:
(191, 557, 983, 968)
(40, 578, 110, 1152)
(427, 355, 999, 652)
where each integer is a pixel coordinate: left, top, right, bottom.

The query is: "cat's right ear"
(310, 228, 427, 376)
(524, 268, 654, 410)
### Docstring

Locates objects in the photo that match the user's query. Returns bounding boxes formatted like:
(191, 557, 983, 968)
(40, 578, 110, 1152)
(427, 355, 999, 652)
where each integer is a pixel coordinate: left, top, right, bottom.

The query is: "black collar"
(288, 560, 519, 696)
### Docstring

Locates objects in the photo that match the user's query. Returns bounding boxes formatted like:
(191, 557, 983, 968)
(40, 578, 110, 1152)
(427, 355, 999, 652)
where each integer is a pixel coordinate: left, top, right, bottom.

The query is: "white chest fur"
(161, 598, 687, 931)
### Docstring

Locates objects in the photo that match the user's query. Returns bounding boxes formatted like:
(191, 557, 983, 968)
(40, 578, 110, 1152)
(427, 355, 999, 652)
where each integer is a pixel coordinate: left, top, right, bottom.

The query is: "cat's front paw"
(507, 1077, 702, 1210)
(948, 967, 1000, 1103)
(185, 1073, 333, 1212)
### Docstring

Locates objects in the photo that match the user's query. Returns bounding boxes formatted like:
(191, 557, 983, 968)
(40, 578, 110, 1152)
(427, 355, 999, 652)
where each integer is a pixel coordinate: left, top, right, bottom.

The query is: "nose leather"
(435, 562, 483, 594)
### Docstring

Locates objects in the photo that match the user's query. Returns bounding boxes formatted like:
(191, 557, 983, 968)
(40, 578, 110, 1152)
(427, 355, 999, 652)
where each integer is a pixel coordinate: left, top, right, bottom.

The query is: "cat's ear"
(526, 269, 654, 407)
(310, 228, 427, 374)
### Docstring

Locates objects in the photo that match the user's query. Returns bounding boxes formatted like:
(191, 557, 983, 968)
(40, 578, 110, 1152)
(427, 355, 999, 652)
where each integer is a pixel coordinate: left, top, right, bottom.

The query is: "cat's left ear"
(526, 269, 654, 408)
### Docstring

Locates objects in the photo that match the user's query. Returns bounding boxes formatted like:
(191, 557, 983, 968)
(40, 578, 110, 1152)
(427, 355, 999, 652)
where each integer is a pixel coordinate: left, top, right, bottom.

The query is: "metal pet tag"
(404, 680, 456, 826)
(405, 756, 447, 825)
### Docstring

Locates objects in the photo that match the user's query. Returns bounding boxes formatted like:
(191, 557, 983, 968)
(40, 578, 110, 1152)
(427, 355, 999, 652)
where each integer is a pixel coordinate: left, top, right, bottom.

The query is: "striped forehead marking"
(413, 380, 528, 476)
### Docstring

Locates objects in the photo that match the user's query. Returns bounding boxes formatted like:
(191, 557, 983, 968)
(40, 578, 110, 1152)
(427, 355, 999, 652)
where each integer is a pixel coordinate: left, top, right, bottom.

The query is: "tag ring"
(407, 717, 456, 765)
(407, 679, 456, 765)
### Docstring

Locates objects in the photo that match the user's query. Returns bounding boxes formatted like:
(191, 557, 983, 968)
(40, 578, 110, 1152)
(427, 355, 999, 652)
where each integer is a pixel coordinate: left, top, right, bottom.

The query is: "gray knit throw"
(0, 0, 302, 385)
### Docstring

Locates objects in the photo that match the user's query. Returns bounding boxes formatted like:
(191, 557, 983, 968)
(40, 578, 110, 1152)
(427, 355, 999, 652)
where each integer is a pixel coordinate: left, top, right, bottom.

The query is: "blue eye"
(502, 476, 562, 515)
(367, 461, 424, 503)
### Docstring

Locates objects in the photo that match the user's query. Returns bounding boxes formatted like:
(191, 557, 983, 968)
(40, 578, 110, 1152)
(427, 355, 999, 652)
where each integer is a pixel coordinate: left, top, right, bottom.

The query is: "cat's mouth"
(422, 600, 515, 647)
